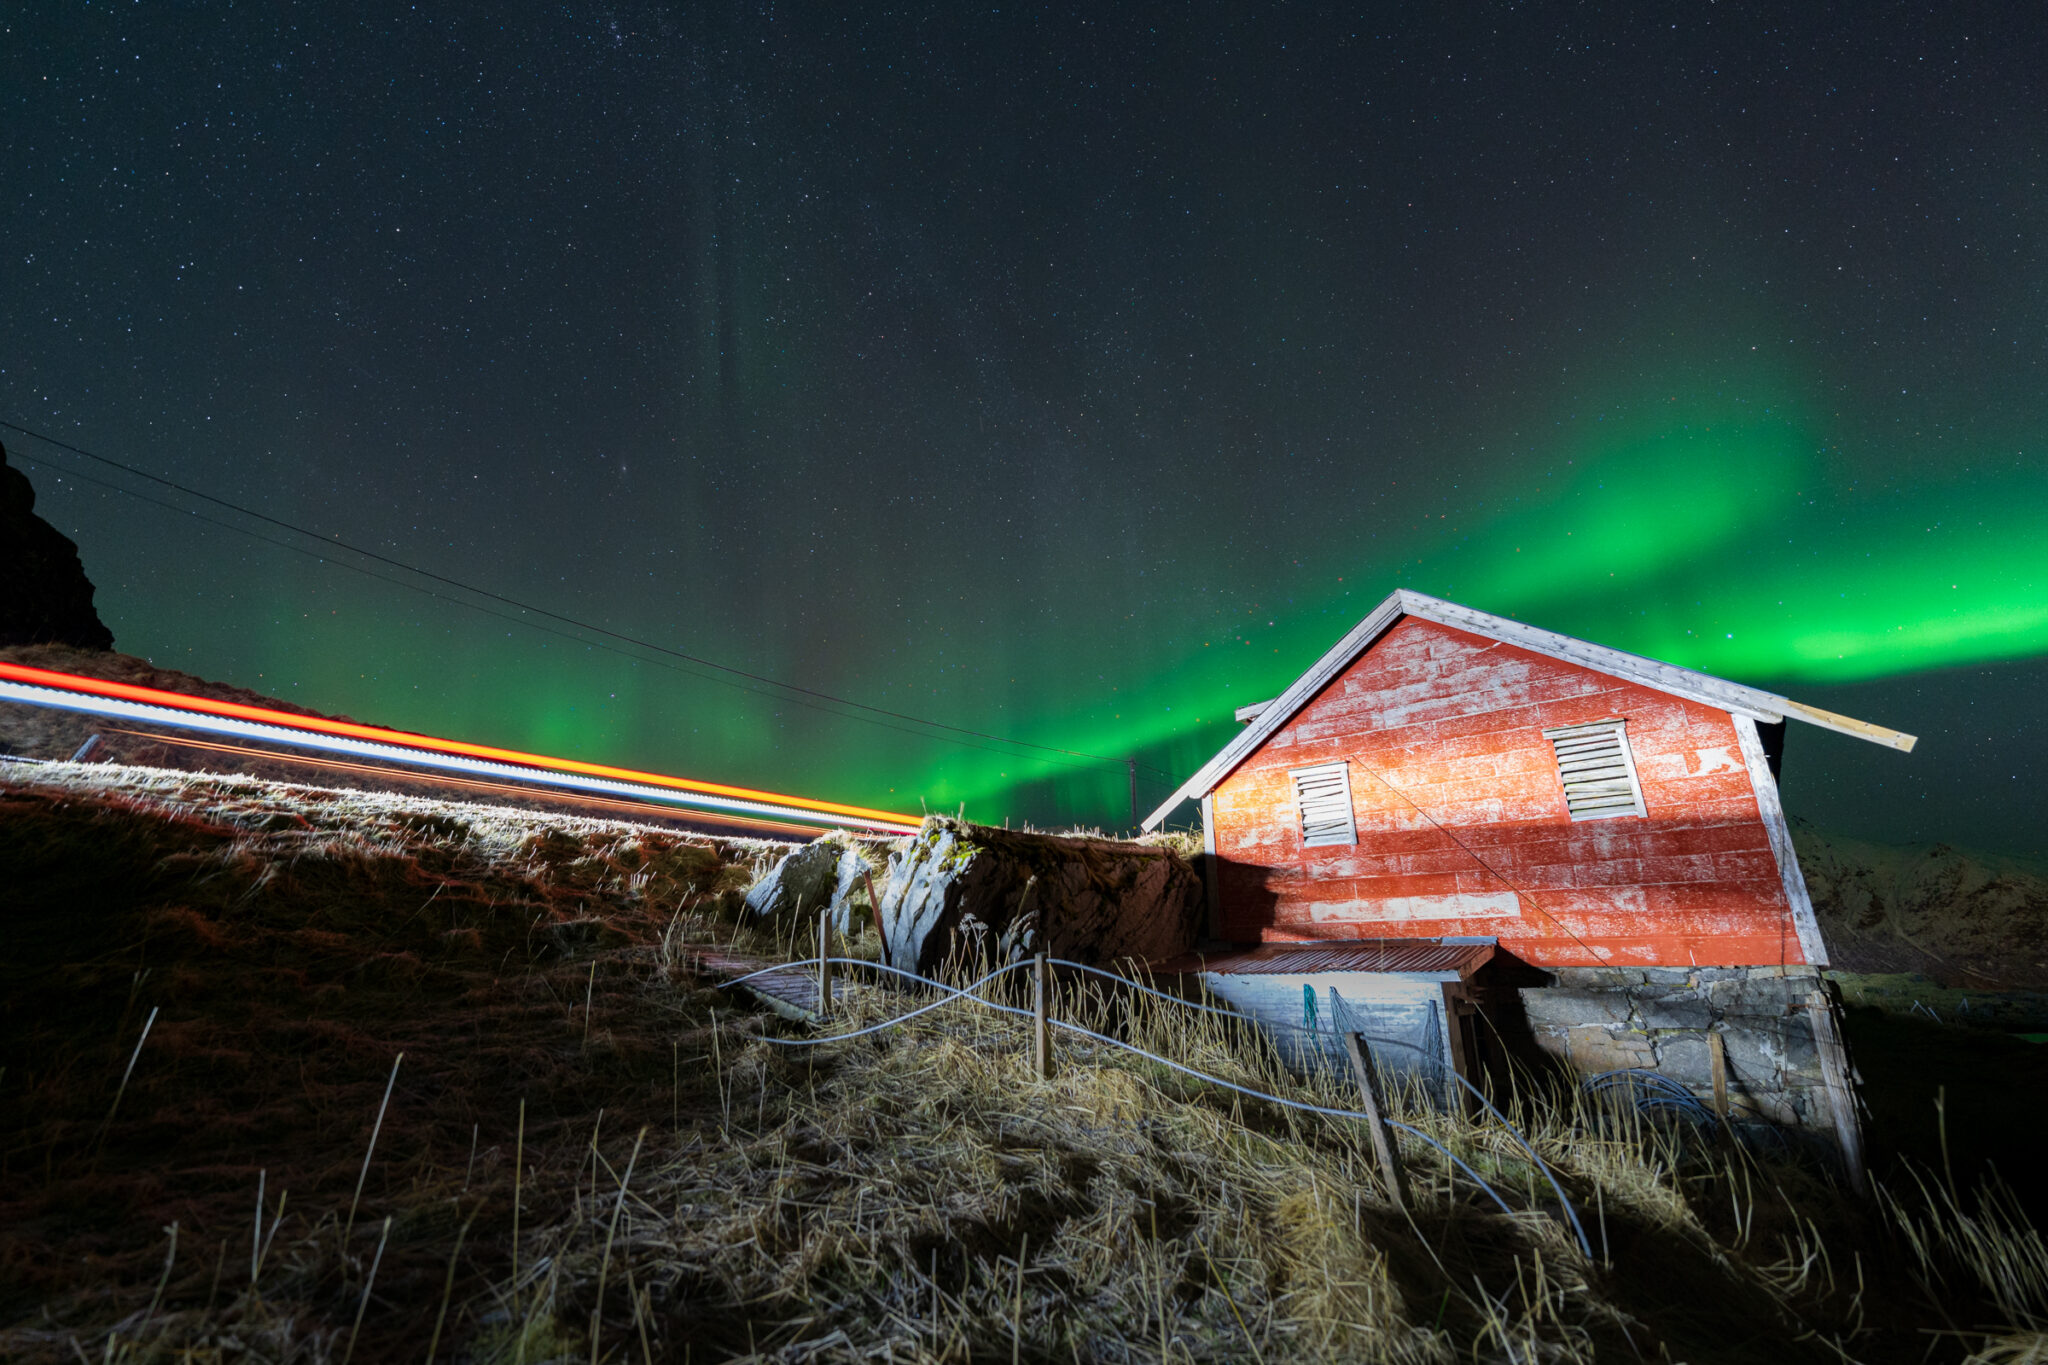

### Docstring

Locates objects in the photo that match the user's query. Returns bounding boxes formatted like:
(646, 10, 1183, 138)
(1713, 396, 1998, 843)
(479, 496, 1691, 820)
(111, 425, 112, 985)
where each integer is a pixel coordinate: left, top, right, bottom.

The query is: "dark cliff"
(0, 441, 114, 650)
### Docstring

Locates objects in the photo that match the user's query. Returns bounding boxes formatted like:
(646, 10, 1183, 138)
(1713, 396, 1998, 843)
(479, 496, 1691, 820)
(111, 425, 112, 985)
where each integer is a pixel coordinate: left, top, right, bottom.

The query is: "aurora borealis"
(4, 4, 2044, 850)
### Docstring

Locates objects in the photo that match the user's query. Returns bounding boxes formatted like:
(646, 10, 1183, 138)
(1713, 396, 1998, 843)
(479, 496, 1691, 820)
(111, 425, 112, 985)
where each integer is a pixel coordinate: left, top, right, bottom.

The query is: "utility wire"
(13, 446, 1131, 778)
(2, 417, 1175, 779)
(1342, 754, 1610, 965)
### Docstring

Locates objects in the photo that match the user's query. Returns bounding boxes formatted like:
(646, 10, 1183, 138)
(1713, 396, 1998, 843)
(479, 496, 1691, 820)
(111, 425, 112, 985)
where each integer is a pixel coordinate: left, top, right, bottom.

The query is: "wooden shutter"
(1543, 720, 1647, 821)
(1289, 762, 1357, 846)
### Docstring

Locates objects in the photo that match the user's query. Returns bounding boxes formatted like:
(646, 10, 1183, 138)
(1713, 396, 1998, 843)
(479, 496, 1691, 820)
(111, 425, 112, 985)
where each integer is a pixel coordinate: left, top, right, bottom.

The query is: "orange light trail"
(98, 727, 830, 839)
(0, 661, 923, 834)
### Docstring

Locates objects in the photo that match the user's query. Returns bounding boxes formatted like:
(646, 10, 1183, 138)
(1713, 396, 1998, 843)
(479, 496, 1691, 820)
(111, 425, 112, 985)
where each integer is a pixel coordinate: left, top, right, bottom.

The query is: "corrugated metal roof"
(1153, 939, 1496, 978)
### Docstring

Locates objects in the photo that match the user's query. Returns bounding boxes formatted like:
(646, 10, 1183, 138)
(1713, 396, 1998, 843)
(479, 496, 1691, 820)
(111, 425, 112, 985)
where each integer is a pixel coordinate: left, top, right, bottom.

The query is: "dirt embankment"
(1796, 819, 2048, 988)
(9, 765, 2048, 1362)
(0, 763, 774, 1361)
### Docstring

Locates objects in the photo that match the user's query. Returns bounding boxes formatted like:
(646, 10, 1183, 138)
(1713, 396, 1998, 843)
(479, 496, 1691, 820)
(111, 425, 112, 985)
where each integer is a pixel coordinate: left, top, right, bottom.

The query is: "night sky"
(4, 3, 2044, 852)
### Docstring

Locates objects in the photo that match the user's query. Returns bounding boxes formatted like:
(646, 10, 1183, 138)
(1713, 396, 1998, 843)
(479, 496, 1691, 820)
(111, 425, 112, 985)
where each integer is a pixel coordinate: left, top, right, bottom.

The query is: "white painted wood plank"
(1807, 989, 1868, 1193)
(1780, 699, 1918, 753)
(1734, 714, 1829, 967)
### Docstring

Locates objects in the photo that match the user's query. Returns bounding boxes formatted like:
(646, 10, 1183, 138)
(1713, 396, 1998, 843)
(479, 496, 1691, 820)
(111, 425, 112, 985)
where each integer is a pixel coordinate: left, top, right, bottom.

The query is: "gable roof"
(1140, 589, 1916, 832)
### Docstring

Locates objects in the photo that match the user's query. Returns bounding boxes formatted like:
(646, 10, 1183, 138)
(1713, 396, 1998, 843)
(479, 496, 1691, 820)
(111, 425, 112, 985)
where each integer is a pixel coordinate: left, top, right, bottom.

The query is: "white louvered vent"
(1288, 762, 1357, 847)
(1543, 720, 1647, 821)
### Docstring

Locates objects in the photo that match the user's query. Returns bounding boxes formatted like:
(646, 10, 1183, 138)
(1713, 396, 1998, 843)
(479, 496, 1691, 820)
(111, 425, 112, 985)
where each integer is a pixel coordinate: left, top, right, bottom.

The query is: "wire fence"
(1580, 1068, 1721, 1126)
(714, 952, 1591, 1257)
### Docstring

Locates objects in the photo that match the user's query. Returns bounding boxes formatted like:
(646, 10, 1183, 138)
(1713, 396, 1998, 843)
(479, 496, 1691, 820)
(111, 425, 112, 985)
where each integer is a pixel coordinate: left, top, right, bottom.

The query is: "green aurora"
(997, 402, 2047, 824)
(61, 386, 2041, 830)
(10, 3, 2045, 850)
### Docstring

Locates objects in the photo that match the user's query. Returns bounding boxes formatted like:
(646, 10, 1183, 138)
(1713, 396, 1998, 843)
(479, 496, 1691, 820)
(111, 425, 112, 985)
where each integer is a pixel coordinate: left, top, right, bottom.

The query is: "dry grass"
(3, 762, 2046, 1362)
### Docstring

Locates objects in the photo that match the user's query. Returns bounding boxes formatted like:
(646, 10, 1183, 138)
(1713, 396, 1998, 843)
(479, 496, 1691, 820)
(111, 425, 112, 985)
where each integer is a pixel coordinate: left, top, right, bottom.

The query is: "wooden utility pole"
(1341, 1032, 1409, 1214)
(1032, 952, 1051, 1080)
(816, 912, 834, 1024)
(1807, 990, 1867, 1195)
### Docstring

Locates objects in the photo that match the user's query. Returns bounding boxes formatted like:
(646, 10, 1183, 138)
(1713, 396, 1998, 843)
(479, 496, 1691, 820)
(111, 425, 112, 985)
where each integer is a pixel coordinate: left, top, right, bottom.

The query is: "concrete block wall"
(1519, 965, 1839, 1132)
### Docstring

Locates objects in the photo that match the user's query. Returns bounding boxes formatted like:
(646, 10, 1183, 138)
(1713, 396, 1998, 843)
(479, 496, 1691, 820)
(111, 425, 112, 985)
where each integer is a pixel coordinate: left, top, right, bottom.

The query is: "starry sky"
(4, 3, 2045, 852)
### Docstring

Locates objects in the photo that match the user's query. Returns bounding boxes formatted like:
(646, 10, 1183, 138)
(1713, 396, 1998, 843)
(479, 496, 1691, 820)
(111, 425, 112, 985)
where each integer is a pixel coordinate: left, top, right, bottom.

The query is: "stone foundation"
(744, 834, 873, 935)
(1520, 965, 1850, 1134)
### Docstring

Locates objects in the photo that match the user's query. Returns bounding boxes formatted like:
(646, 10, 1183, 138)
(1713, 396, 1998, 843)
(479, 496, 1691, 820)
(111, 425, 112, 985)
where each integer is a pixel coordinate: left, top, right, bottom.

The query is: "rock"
(825, 841, 883, 935)
(1650, 1033, 1712, 1086)
(0, 442, 114, 650)
(1702, 970, 1819, 1021)
(1717, 1014, 1822, 1087)
(1559, 1026, 1656, 1072)
(1520, 988, 1633, 1031)
(743, 836, 852, 928)
(1544, 966, 1648, 990)
(876, 817, 1201, 976)
(1520, 965, 1844, 1137)
(742, 834, 882, 936)
(1635, 988, 1716, 1031)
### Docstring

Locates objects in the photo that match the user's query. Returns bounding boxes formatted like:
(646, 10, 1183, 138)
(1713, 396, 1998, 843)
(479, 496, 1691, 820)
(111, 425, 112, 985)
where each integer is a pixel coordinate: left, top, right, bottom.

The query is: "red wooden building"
(1142, 590, 1915, 970)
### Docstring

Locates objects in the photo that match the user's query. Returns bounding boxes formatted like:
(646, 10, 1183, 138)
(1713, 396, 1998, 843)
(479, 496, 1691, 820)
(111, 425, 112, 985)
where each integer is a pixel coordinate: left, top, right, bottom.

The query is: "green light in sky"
(1543, 470, 2048, 683)
(1455, 410, 1813, 607)
(112, 389, 2039, 830)
(960, 396, 2045, 821)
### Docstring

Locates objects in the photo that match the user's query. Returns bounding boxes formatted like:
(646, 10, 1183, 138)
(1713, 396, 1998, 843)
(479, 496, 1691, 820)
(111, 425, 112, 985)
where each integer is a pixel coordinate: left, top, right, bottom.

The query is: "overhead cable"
(1, 417, 1174, 780)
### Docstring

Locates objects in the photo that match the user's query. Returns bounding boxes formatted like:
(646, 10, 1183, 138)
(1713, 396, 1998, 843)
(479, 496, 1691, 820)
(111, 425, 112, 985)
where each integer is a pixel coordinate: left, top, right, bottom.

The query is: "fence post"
(1033, 952, 1050, 1080)
(1708, 1031, 1729, 1119)
(1341, 1032, 1409, 1215)
(861, 869, 888, 944)
(1807, 989, 1867, 1195)
(816, 912, 833, 1024)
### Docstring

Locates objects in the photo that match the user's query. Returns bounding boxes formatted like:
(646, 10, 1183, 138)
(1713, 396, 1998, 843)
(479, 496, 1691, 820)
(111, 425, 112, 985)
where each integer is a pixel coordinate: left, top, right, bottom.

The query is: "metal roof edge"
(1141, 591, 1411, 829)
(1399, 595, 1915, 751)
(1140, 590, 1915, 831)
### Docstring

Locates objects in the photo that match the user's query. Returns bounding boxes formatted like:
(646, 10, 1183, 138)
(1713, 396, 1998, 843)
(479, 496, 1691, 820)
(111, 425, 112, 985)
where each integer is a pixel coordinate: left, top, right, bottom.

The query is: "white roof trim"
(1141, 589, 1916, 832)
(1732, 713, 1830, 967)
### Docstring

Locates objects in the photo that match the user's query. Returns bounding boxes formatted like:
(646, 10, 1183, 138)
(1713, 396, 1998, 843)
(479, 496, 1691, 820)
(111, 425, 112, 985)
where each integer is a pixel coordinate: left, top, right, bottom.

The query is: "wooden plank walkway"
(693, 948, 859, 1024)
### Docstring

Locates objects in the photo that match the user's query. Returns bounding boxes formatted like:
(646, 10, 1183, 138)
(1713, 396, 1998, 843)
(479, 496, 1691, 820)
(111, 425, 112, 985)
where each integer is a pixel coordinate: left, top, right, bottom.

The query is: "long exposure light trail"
(98, 728, 835, 839)
(0, 662, 923, 835)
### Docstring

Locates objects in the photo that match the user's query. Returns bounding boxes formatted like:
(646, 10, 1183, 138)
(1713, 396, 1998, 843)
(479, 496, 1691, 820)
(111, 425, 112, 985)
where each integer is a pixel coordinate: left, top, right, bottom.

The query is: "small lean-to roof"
(1152, 938, 1497, 978)
(1141, 589, 1916, 832)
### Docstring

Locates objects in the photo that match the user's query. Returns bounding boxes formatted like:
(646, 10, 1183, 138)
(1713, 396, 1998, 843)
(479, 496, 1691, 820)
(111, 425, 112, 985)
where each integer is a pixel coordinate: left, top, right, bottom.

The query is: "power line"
(2, 417, 1176, 780)
(1342, 754, 1610, 965)
(15, 446, 1132, 779)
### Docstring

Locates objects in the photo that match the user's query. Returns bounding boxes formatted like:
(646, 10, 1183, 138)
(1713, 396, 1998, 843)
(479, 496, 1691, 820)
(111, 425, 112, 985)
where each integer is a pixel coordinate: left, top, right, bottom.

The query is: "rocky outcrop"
(0, 442, 114, 650)
(743, 833, 876, 934)
(877, 817, 1201, 976)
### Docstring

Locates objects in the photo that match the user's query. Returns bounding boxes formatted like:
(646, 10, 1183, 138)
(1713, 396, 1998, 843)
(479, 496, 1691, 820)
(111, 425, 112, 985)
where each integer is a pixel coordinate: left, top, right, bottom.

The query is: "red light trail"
(0, 662, 924, 835)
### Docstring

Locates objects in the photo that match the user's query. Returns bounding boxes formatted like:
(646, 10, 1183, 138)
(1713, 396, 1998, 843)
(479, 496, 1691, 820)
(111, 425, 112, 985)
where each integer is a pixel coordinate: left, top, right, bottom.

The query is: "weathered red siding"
(1211, 617, 1801, 968)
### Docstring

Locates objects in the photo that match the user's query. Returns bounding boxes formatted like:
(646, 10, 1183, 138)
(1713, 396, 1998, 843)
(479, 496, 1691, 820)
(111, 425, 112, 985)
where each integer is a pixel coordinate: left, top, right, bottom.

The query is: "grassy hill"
(3, 761, 2045, 1362)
